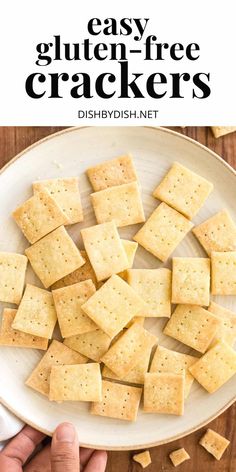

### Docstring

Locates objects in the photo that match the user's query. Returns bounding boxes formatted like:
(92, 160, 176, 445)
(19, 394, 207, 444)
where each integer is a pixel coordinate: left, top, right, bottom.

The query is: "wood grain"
(0, 126, 235, 471)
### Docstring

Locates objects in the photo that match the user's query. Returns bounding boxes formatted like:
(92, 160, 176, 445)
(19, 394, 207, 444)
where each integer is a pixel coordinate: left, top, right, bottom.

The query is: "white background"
(0, 0, 235, 125)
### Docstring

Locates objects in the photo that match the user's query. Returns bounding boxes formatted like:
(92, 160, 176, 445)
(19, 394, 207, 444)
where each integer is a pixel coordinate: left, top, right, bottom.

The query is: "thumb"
(51, 422, 80, 472)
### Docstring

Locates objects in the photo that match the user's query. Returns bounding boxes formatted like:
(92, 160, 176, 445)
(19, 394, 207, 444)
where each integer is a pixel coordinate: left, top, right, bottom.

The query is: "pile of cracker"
(1, 155, 236, 422)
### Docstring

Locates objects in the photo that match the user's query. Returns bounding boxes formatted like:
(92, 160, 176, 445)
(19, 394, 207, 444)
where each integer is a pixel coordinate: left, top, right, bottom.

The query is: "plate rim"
(1, 125, 236, 181)
(0, 125, 235, 451)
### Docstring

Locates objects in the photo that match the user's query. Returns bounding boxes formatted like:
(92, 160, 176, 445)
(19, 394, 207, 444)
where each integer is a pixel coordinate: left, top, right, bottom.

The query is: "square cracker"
(12, 284, 57, 339)
(208, 301, 236, 347)
(153, 162, 213, 219)
(12, 189, 69, 244)
(86, 154, 137, 191)
(101, 323, 157, 378)
(199, 428, 230, 460)
(33, 177, 83, 224)
(91, 380, 142, 421)
(172, 257, 210, 306)
(49, 363, 102, 402)
(164, 305, 220, 353)
(133, 203, 193, 262)
(127, 268, 171, 318)
(91, 182, 145, 228)
(0, 308, 48, 350)
(133, 451, 152, 468)
(211, 126, 236, 138)
(144, 372, 185, 415)
(189, 341, 236, 393)
(192, 209, 236, 255)
(211, 251, 236, 295)
(52, 280, 96, 338)
(81, 222, 129, 282)
(25, 226, 85, 288)
(102, 343, 152, 385)
(50, 250, 97, 290)
(150, 345, 197, 398)
(0, 252, 27, 304)
(64, 329, 111, 362)
(169, 448, 190, 467)
(81, 274, 147, 338)
(25, 340, 87, 396)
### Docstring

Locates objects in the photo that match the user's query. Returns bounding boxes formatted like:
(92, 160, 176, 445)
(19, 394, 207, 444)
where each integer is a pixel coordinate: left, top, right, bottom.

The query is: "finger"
(51, 423, 80, 472)
(1, 425, 45, 467)
(0, 454, 22, 472)
(80, 448, 94, 468)
(84, 450, 107, 472)
(24, 444, 51, 472)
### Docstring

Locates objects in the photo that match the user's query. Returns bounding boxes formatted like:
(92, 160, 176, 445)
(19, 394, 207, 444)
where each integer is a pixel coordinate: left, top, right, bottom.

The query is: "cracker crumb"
(169, 448, 190, 467)
(52, 160, 63, 169)
(133, 450, 152, 468)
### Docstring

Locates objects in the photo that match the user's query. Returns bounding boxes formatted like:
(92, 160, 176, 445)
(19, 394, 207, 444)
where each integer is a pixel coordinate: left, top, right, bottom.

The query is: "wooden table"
(0, 126, 235, 472)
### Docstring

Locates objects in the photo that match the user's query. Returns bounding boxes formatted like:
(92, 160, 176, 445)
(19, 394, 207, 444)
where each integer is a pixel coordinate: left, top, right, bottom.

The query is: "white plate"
(0, 126, 235, 451)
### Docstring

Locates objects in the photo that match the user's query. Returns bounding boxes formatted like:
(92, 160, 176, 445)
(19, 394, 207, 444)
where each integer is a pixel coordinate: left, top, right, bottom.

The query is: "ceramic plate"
(0, 127, 235, 450)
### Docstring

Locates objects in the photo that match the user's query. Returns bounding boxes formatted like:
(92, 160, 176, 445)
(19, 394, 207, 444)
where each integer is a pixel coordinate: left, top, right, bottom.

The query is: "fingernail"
(56, 423, 76, 442)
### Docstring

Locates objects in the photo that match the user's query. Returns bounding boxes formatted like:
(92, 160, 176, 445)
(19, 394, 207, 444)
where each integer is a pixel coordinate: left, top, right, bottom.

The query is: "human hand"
(0, 422, 107, 471)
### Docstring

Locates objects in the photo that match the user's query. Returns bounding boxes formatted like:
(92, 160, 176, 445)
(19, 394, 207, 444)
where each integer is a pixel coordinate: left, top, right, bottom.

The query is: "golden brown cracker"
(25, 226, 85, 288)
(91, 182, 145, 227)
(134, 203, 193, 262)
(0, 252, 27, 304)
(87, 154, 137, 191)
(12, 284, 57, 339)
(153, 162, 213, 219)
(81, 275, 147, 338)
(91, 380, 142, 421)
(12, 189, 69, 244)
